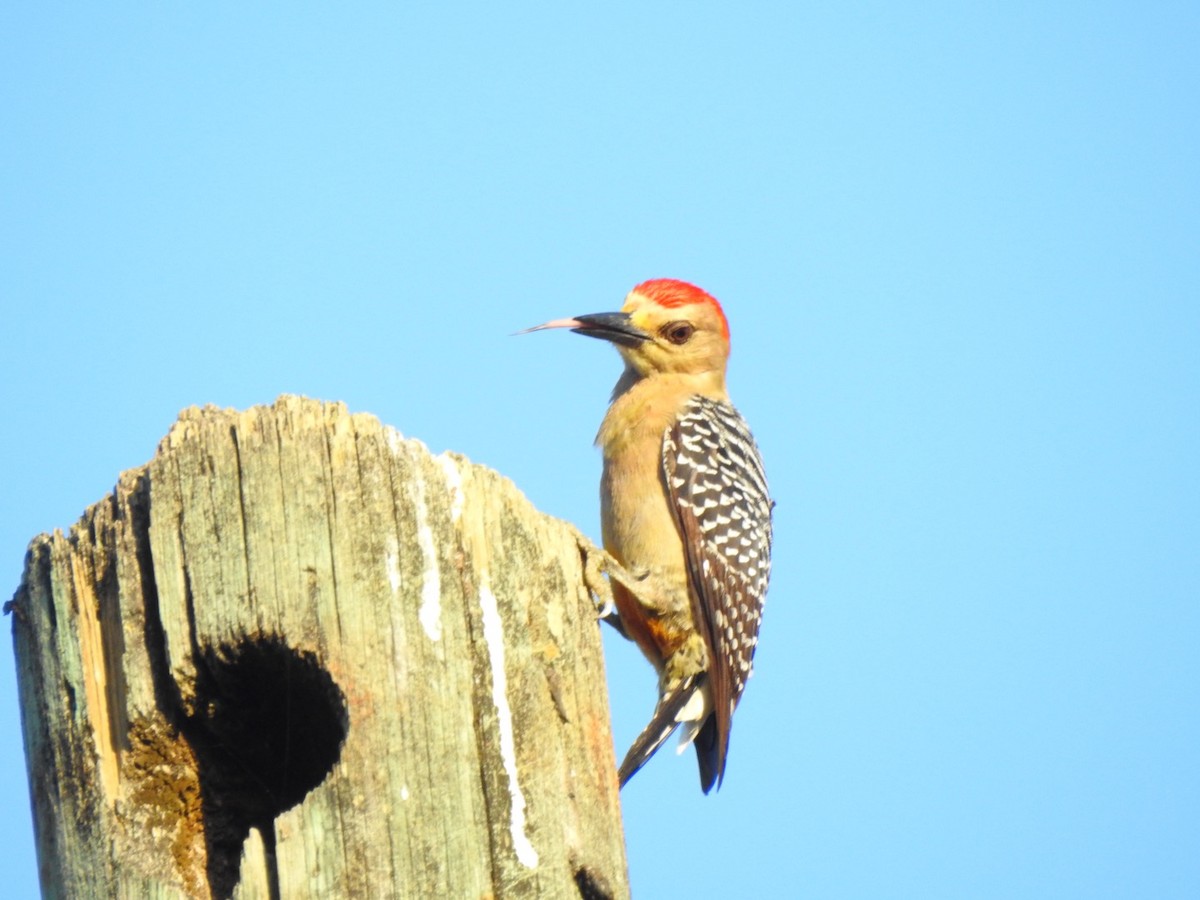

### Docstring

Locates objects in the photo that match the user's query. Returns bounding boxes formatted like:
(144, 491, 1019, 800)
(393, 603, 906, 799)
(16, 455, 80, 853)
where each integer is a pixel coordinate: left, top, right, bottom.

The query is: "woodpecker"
(524, 278, 773, 792)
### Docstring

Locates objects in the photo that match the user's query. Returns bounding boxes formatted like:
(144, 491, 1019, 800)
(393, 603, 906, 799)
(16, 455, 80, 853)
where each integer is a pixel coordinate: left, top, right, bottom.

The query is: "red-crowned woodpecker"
(524, 278, 773, 792)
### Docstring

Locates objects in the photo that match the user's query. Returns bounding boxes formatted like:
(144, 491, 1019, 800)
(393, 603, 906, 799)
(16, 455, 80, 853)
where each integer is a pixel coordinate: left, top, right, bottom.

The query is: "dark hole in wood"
(187, 635, 348, 898)
(574, 865, 615, 900)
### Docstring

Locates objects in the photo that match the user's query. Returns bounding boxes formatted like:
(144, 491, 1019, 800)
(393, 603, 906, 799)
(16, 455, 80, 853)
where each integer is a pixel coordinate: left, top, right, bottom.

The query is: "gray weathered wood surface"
(9, 395, 628, 899)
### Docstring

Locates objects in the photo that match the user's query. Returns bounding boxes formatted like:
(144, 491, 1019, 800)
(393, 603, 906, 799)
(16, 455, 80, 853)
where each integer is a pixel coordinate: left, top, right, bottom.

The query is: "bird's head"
(522, 278, 731, 380)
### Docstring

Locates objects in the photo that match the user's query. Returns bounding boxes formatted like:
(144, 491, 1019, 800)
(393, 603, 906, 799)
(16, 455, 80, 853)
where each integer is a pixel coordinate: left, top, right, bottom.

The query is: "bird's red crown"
(633, 278, 730, 342)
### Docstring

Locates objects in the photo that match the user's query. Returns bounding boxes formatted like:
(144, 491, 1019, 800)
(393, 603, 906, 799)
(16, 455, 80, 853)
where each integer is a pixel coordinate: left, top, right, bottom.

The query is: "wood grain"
(9, 396, 628, 899)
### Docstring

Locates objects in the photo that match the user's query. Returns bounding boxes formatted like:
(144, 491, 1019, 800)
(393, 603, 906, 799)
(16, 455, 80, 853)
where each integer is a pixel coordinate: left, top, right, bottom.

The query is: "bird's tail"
(618, 675, 704, 787)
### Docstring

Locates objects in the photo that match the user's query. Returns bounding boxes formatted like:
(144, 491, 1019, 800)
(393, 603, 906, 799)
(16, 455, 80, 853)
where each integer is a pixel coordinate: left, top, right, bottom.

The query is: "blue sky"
(3, 4, 1197, 897)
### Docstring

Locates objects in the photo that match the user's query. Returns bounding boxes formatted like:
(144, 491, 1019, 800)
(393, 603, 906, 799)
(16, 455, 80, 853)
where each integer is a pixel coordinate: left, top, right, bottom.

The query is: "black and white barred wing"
(663, 395, 774, 788)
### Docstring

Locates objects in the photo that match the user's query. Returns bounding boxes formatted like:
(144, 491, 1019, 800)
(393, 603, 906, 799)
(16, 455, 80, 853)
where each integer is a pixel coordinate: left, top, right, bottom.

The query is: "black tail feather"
(694, 713, 721, 793)
(618, 676, 700, 787)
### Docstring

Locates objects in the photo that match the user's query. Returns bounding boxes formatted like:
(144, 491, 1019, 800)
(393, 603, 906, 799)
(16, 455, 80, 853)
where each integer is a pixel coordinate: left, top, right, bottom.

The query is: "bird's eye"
(662, 321, 695, 345)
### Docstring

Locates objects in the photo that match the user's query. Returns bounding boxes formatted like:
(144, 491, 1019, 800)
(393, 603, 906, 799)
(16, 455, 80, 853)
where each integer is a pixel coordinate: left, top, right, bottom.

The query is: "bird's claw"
(575, 532, 634, 639)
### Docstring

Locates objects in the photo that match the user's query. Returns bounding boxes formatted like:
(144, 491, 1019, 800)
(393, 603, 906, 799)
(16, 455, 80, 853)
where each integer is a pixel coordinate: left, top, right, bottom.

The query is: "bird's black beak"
(517, 311, 651, 347)
(565, 312, 651, 348)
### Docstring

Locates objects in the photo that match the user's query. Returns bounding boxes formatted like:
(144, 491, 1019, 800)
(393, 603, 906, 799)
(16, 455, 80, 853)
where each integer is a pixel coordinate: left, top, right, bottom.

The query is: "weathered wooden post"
(8, 396, 629, 899)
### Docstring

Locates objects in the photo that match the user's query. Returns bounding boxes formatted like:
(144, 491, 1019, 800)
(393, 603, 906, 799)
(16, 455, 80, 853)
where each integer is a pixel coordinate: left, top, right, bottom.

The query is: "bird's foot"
(575, 533, 640, 640)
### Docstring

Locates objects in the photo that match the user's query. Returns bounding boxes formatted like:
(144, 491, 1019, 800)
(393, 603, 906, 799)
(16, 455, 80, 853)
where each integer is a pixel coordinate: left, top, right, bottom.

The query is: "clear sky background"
(3, 4, 1197, 898)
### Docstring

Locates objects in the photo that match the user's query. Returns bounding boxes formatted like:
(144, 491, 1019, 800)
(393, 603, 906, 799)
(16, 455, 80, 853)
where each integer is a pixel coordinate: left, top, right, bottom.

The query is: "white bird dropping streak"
(385, 535, 402, 594)
(478, 576, 539, 868)
(384, 426, 447, 643)
(436, 452, 464, 522)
